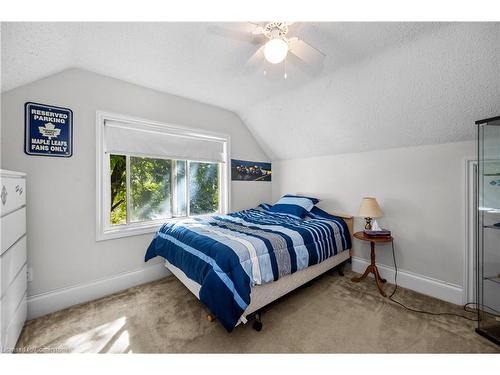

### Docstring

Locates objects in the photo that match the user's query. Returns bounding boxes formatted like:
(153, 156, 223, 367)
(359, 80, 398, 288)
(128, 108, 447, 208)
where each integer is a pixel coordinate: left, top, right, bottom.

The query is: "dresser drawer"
(1, 264, 27, 333)
(1, 207, 26, 255)
(1, 236, 27, 297)
(1, 176, 26, 216)
(2, 297, 26, 352)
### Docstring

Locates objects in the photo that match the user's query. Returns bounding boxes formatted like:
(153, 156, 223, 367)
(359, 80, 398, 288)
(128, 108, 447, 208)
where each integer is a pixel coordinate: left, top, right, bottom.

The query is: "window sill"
(96, 213, 222, 241)
(97, 222, 162, 242)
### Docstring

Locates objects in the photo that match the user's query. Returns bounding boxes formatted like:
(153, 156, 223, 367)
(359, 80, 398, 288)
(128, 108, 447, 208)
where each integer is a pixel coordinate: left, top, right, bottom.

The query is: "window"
(109, 156, 221, 225)
(97, 112, 229, 240)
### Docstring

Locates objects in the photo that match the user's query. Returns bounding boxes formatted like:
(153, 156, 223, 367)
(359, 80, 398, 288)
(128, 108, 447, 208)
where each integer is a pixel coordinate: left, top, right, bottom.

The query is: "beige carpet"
(16, 269, 500, 353)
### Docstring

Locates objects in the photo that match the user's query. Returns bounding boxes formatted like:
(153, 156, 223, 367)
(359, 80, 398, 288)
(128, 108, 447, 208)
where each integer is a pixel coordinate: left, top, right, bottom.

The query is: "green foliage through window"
(190, 162, 219, 215)
(130, 157, 172, 222)
(109, 155, 220, 225)
(110, 154, 126, 225)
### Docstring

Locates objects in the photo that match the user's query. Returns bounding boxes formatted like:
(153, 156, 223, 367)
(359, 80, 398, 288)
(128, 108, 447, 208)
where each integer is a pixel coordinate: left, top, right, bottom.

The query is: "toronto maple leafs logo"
(38, 122, 61, 140)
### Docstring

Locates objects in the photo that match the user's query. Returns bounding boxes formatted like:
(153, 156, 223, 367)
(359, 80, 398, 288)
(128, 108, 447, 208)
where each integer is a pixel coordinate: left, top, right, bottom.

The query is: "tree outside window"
(109, 155, 220, 225)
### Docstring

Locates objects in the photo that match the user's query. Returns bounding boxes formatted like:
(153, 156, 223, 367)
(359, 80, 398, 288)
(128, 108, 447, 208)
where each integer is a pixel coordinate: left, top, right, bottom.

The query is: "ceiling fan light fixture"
(264, 38, 288, 64)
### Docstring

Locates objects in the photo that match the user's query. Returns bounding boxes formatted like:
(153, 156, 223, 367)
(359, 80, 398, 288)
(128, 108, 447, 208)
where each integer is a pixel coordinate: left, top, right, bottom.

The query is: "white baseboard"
(351, 257, 464, 305)
(27, 257, 464, 320)
(27, 262, 171, 320)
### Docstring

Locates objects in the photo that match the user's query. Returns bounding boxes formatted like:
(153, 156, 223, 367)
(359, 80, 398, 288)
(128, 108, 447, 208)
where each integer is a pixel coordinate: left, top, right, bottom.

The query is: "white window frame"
(96, 111, 230, 241)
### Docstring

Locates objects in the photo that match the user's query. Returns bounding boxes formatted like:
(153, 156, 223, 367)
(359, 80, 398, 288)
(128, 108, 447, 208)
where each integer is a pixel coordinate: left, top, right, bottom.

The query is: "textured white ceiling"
(2, 22, 499, 159)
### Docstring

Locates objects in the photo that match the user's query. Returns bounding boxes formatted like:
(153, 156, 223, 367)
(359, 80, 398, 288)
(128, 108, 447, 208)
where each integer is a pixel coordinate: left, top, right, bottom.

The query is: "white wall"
(1, 68, 271, 317)
(273, 141, 476, 303)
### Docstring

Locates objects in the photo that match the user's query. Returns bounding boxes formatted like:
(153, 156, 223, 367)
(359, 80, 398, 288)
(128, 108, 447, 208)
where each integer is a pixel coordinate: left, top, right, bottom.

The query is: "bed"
(144, 203, 353, 332)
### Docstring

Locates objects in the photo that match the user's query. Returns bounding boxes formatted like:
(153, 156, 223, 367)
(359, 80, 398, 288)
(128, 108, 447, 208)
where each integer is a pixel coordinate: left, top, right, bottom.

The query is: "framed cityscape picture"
(231, 159, 271, 181)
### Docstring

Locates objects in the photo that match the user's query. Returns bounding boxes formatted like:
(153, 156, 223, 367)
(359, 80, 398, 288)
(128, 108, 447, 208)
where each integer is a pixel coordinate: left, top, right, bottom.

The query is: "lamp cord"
(387, 241, 500, 321)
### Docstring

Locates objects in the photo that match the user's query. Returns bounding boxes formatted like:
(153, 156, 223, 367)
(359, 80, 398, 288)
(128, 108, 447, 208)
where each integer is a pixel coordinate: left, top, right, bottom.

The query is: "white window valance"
(104, 120, 227, 163)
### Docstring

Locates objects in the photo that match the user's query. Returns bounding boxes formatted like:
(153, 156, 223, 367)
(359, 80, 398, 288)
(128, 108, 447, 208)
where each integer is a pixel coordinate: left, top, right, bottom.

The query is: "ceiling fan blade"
(251, 26, 266, 35)
(244, 45, 265, 70)
(286, 22, 302, 35)
(245, 22, 266, 35)
(286, 51, 323, 76)
(206, 24, 264, 44)
(288, 37, 326, 67)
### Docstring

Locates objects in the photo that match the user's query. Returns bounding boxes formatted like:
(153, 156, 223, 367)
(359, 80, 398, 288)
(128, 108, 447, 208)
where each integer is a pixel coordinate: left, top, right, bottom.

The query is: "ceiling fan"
(209, 22, 326, 78)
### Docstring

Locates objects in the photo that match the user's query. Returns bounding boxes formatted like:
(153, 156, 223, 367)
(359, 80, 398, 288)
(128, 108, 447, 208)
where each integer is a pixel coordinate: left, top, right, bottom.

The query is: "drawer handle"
(15, 185, 23, 196)
(1, 185, 6, 205)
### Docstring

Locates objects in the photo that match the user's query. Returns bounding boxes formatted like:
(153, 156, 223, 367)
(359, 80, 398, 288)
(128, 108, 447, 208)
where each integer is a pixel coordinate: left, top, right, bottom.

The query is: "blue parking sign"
(25, 102, 73, 157)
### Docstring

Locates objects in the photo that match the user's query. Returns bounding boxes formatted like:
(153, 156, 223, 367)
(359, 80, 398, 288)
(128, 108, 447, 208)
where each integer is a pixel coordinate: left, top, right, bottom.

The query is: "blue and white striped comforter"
(144, 205, 351, 331)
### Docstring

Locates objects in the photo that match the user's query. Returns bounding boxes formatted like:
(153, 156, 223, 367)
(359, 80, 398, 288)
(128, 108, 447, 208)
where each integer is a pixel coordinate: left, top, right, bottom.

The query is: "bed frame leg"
(207, 313, 216, 322)
(337, 264, 345, 277)
(252, 311, 263, 332)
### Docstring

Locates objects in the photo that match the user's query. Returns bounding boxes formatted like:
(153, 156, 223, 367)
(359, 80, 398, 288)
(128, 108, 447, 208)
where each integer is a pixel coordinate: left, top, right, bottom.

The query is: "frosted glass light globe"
(264, 38, 288, 64)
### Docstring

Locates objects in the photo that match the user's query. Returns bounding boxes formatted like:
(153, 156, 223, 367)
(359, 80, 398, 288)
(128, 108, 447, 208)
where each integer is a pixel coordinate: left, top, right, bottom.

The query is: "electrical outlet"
(27, 267, 33, 282)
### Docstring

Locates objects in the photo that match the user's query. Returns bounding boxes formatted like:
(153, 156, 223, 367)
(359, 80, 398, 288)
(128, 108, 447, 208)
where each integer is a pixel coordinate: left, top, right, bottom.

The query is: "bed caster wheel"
(207, 313, 215, 322)
(253, 320, 263, 331)
(252, 311, 263, 331)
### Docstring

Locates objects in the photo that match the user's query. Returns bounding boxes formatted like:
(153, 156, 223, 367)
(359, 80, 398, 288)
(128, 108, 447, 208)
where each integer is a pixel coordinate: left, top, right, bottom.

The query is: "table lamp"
(358, 197, 382, 230)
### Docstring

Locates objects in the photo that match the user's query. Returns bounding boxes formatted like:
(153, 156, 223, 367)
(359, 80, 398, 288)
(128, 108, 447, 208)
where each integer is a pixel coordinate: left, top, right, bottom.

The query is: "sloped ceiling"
(2, 22, 499, 160)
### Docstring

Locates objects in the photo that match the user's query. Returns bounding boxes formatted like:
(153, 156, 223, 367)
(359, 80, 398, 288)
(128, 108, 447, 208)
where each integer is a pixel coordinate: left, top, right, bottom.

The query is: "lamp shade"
(358, 197, 383, 218)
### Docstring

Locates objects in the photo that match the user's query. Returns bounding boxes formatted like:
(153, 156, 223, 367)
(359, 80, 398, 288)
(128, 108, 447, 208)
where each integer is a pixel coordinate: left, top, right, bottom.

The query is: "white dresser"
(0, 169, 27, 352)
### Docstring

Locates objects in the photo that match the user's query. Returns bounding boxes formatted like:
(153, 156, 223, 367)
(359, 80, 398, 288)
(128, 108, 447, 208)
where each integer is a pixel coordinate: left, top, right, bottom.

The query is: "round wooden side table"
(351, 231, 393, 297)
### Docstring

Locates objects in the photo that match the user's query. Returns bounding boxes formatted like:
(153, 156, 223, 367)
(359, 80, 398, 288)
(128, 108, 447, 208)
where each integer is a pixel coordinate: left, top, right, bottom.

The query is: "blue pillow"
(306, 206, 337, 220)
(269, 194, 320, 218)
